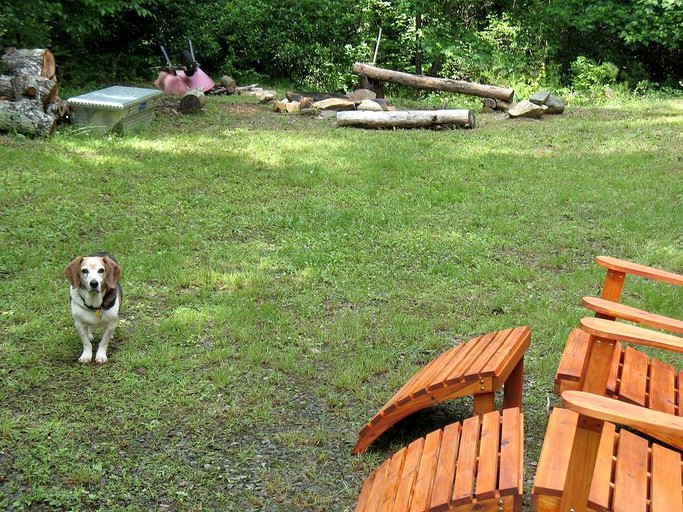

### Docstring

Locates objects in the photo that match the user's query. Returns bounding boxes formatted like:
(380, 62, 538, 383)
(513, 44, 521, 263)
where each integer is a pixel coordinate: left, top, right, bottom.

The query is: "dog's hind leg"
(95, 324, 116, 364)
(76, 323, 94, 363)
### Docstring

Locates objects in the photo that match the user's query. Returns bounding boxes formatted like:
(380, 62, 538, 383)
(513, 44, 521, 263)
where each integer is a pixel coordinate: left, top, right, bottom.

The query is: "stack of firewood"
(0, 48, 68, 136)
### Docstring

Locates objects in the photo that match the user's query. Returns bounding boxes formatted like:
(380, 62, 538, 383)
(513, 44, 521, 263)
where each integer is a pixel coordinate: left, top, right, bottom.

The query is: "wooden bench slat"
(481, 326, 531, 385)
(554, 328, 590, 391)
(451, 415, 481, 506)
(429, 422, 461, 512)
(612, 429, 649, 512)
(475, 410, 501, 500)
(355, 467, 377, 512)
(618, 346, 649, 406)
(409, 429, 442, 512)
(650, 443, 683, 512)
(361, 450, 393, 512)
(499, 408, 523, 496)
(464, 329, 515, 381)
(377, 448, 408, 512)
(649, 358, 677, 414)
(442, 331, 499, 386)
(392, 437, 425, 512)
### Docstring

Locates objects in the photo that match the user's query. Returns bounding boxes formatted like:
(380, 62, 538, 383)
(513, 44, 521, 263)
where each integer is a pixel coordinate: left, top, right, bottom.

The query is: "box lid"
(68, 86, 163, 110)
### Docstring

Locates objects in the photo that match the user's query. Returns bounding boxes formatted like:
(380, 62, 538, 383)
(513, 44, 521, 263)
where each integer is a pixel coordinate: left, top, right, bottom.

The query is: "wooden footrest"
(353, 326, 530, 454)
(555, 328, 682, 415)
(355, 408, 524, 512)
(531, 407, 683, 511)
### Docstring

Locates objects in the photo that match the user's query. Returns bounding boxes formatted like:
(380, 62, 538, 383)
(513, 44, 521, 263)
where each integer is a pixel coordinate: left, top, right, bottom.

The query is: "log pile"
(0, 48, 67, 136)
(272, 89, 390, 115)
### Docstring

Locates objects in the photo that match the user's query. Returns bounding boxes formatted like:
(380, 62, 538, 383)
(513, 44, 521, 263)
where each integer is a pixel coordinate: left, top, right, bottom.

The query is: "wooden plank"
(362, 452, 393, 512)
(678, 370, 682, 417)
(392, 437, 425, 512)
(555, 328, 590, 391)
(377, 448, 408, 512)
(473, 393, 495, 416)
(475, 411, 501, 500)
(617, 347, 649, 406)
(355, 469, 376, 512)
(582, 296, 683, 334)
(408, 345, 463, 397)
(499, 408, 523, 496)
(464, 329, 516, 381)
(429, 422, 461, 512)
(600, 269, 627, 302)
(586, 421, 616, 511)
(409, 429, 442, 512)
(595, 256, 683, 286)
(612, 429, 649, 512)
(451, 415, 481, 506)
(650, 443, 683, 512)
(648, 358, 677, 414)
(443, 331, 500, 386)
(532, 409, 577, 497)
(482, 326, 531, 384)
(580, 317, 683, 353)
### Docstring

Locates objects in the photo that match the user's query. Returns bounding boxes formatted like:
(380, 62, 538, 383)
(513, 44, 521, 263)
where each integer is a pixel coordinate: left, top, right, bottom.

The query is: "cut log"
(337, 109, 475, 129)
(219, 75, 237, 94)
(508, 100, 547, 119)
(312, 97, 356, 111)
(346, 88, 377, 101)
(0, 75, 13, 99)
(179, 88, 205, 114)
(1, 48, 56, 79)
(353, 62, 514, 102)
(0, 98, 56, 136)
(11, 74, 38, 99)
(356, 100, 384, 111)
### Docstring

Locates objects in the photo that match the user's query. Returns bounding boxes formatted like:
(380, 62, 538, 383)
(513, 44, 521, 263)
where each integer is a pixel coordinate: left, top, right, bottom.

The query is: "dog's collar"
(73, 287, 118, 316)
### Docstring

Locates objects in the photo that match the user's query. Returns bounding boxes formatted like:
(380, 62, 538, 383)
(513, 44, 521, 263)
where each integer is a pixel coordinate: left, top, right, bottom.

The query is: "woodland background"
(1, 0, 682, 93)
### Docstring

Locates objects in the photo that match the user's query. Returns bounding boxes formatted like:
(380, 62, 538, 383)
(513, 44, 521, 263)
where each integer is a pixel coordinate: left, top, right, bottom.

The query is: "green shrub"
(571, 56, 619, 90)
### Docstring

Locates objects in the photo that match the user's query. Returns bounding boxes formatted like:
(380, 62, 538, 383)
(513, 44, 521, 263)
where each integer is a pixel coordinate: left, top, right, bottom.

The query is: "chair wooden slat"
(650, 443, 683, 512)
(649, 358, 677, 414)
(475, 410, 501, 500)
(596, 255, 683, 286)
(583, 296, 683, 334)
(409, 429, 442, 512)
(377, 448, 407, 512)
(532, 408, 576, 497)
(612, 429, 649, 512)
(618, 346, 649, 406)
(499, 408, 523, 496)
(586, 420, 616, 511)
(391, 437, 425, 512)
(451, 415, 480, 507)
(428, 422, 461, 512)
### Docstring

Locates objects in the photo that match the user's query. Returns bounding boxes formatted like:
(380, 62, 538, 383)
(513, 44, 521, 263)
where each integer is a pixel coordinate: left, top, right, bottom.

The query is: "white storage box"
(68, 86, 163, 135)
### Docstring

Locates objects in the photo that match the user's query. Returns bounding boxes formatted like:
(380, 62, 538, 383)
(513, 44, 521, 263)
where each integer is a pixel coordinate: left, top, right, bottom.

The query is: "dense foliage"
(1, 0, 681, 91)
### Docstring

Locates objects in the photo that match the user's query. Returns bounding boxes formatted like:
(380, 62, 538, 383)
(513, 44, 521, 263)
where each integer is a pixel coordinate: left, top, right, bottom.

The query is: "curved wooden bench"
(356, 408, 524, 512)
(353, 326, 530, 454)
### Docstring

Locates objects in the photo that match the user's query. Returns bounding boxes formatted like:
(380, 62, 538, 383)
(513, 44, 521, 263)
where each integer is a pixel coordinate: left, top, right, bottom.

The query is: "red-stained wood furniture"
(353, 326, 530, 454)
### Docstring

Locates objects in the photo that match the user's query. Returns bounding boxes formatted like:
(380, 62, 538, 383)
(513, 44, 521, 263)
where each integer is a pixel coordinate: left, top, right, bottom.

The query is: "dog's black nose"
(90, 280, 99, 289)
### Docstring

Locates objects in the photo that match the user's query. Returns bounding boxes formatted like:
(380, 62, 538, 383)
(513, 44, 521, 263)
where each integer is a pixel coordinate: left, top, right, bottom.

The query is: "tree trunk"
(0, 76, 13, 99)
(352, 62, 515, 102)
(337, 109, 475, 129)
(0, 99, 56, 136)
(220, 75, 237, 94)
(1, 48, 56, 79)
(179, 88, 205, 114)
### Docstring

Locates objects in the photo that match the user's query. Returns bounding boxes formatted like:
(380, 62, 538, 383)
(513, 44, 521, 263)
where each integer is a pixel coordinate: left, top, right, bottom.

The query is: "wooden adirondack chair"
(555, 256, 683, 415)
(532, 317, 683, 511)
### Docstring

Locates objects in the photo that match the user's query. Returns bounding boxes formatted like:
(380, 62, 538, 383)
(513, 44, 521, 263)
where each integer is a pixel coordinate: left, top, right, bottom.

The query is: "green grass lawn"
(1, 93, 682, 511)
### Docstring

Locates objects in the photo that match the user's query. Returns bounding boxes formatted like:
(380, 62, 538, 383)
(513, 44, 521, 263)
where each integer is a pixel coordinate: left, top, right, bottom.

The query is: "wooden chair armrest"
(582, 296, 683, 335)
(562, 390, 683, 450)
(579, 317, 683, 353)
(596, 256, 683, 286)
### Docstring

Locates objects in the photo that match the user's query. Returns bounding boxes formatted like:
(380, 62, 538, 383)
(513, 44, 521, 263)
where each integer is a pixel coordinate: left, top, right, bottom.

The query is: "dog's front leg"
(76, 323, 93, 363)
(95, 324, 116, 364)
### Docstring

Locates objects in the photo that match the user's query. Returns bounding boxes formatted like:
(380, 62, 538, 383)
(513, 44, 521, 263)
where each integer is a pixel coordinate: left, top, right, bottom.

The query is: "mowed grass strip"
(1, 94, 682, 511)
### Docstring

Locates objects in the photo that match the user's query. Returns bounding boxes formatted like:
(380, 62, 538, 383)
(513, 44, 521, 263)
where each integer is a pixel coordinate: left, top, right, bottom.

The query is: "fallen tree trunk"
(352, 62, 514, 102)
(0, 99, 56, 136)
(1, 48, 56, 79)
(337, 109, 475, 129)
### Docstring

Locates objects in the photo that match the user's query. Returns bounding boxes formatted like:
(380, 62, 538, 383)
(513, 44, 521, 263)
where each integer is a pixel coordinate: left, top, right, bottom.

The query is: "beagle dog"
(64, 252, 122, 364)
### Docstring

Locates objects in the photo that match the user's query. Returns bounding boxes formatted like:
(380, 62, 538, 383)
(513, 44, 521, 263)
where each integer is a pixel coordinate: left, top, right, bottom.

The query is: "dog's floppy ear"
(103, 256, 121, 290)
(64, 257, 84, 288)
